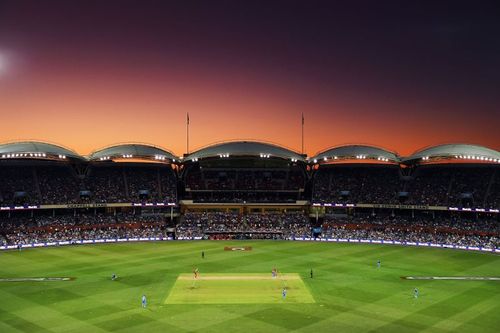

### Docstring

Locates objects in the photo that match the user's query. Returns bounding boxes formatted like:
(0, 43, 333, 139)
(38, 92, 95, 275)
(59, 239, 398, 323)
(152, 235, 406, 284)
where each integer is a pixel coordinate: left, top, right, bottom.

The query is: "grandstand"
(310, 143, 500, 210)
(181, 141, 307, 205)
(0, 140, 499, 250)
(0, 142, 178, 206)
(310, 145, 402, 204)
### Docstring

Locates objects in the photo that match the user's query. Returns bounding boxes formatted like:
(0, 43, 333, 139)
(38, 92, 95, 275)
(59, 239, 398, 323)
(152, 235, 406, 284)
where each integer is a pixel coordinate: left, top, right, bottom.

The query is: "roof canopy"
(184, 141, 305, 162)
(89, 143, 178, 163)
(404, 144, 500, 164)
(311, 144, 399, 164)
(0, 141, 83, 161)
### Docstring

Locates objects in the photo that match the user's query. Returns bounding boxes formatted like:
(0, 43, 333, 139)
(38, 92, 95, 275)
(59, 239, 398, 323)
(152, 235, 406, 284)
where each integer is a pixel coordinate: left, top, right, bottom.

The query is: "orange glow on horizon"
(0, 55, 498, 158)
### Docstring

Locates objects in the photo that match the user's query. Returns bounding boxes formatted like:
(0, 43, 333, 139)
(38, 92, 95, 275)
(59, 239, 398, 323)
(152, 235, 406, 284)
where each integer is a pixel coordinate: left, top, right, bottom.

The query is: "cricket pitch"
(165, 273, 315, 304)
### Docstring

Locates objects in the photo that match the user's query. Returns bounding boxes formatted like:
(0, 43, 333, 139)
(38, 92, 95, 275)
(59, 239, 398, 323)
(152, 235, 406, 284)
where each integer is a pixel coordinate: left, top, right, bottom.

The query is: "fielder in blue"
(282, 288, 287, 300)
(142, 295, 147, 308)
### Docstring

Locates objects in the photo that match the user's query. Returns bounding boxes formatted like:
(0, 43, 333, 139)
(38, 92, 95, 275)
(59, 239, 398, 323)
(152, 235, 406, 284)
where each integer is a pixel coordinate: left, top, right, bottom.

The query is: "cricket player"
(142, 295, 147, 308)
(111, 273, 117, 281)
(193, 267, 199, 279)
(282, 288, 287, 300)
(377, 260, 381, 269)
(414, 288, 419, 299)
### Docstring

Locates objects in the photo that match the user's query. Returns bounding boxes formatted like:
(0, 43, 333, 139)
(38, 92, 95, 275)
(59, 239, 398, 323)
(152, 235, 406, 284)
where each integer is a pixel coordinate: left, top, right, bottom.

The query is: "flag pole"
(301, 113, 304, 154)
(187, 113, 190, 154)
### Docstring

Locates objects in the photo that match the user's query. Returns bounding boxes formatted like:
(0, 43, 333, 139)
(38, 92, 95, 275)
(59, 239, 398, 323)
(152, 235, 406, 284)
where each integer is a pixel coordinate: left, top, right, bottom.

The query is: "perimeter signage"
(312, 203, 498, 213)
(0, 202, 177, 210)
(371, 204, 429, 210)
(66, 203, 108, 209)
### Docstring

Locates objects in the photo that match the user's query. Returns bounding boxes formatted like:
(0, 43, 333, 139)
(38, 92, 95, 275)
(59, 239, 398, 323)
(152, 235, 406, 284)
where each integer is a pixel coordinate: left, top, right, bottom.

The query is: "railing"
(289, 237, 499, 253)
(0, 237, 172, 250)
(1, 236, 497, 253)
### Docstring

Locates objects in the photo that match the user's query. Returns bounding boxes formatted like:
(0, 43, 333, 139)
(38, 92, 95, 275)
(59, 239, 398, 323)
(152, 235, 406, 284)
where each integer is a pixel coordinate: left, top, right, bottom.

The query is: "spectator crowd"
(186, 167, 305, 203)
(176, 212, 310, 240)
(320, 215, 499, 249)
(0, 213, 169, 246)
(1, 163, 498, 208)
(312, 165, 499, 208)
(1, 212, 498, 249)
(0, 165, 177, 205)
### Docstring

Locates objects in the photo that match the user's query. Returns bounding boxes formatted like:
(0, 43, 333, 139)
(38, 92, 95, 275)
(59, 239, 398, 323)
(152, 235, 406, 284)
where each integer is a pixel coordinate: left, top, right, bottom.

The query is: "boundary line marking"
(401, 276, 500, 281)
(0, 277, 75, 282)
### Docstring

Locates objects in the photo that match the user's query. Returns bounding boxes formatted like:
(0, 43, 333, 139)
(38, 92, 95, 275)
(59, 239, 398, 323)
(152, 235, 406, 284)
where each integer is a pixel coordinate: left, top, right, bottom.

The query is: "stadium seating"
(0, 213, 169, 245)
(0, 164, 178, 205)
(184, 165, 305, 203)
(174, 212, 310, 240)
(312, 165, 401, 204)
(0, 146, 498, 249)
(312, 164, 498, 208)
(320, 215, 499, 249)
(404, 165, 495, 207)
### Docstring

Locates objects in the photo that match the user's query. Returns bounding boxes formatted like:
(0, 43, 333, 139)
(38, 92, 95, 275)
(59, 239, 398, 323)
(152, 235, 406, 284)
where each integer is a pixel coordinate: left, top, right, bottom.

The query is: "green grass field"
(0, 241, 499, 332)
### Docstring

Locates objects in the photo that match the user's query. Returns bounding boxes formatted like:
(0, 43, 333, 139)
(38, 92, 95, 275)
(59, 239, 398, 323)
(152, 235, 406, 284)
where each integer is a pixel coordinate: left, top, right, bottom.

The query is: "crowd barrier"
(289, 237, 499, 253)
(0, 237, 173, 250)
(1, 236, 498, 253)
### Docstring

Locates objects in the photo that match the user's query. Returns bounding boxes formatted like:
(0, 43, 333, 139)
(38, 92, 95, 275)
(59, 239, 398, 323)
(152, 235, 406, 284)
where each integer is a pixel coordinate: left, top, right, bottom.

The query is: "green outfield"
(166, 273, 314, 304)
(0, 241, 499, 332)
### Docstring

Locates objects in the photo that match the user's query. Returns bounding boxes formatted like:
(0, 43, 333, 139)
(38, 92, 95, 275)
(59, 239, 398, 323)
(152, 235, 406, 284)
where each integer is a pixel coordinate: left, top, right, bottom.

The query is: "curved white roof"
(0, 141, 83, 161)
(184, 140, 305, 162)
(89, 143, 178, 162)
(311, 144, 399, 163)
(404, 144, 500, 163)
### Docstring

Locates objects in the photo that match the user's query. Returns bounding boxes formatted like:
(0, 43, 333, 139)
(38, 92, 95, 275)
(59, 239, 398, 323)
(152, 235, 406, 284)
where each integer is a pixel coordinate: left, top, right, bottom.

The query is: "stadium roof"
(0, 141, 83, 161)
(184, 140, 305, 162)
(89, 143, 178, 163)
(311, 144, 400, 164)
(403, 144, 500, 164)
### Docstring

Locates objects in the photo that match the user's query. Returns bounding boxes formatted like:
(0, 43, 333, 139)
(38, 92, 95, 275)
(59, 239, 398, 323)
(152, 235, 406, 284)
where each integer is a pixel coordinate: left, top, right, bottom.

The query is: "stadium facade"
(0, 140, 499, 212)
(1, 139, 499, 251)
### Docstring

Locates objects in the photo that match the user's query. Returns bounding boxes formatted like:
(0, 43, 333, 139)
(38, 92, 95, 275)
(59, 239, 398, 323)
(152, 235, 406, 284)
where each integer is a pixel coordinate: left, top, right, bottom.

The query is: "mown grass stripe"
(1, 241, 499, 333)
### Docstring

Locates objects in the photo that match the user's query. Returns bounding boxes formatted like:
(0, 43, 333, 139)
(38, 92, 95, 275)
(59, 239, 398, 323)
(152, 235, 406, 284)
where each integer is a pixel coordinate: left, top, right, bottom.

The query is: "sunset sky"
(0, 0, 499, 157)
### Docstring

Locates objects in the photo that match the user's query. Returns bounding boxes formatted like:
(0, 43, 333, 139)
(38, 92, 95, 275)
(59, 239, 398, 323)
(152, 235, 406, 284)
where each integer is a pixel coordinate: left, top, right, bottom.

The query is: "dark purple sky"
(0, 0, 499, 155)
